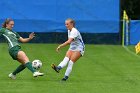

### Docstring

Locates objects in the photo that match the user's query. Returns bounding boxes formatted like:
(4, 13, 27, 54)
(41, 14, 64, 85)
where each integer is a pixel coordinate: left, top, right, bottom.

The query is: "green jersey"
(0, 28, 21, 49)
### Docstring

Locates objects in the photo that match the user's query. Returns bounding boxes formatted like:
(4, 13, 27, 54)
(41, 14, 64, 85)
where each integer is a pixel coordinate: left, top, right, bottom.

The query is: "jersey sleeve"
(15, 32, 21, 39)
(69, 29, 78, 40)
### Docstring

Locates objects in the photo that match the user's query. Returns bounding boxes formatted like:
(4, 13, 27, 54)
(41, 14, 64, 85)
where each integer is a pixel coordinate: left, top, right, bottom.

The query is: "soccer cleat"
(51, 64, 59, 73)
(33, 72, 44, 77)
(8, 73, 16, 80)
(61, 78, 67, 81)
(61, 76, 69, 81)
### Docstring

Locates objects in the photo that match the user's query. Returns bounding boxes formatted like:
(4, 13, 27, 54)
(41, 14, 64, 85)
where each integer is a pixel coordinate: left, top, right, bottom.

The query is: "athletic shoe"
(51, 64, 59, 73)
(61, 76, 69, 81)
(33, 72, 44, 77)
(8, 73, 16, 80)
(61, 78, 67, 81)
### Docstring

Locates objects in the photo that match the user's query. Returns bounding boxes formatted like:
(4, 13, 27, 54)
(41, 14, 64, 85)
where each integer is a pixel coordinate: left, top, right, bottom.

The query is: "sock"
(64, 60, 74, 77)
(12, 64, 26, 75)
(25, 62, 36, 73)
(58, 57, 69, 70)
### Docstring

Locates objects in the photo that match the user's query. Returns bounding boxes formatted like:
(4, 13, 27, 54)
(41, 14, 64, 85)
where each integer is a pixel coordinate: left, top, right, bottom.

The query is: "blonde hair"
(66, 18, 75, 27)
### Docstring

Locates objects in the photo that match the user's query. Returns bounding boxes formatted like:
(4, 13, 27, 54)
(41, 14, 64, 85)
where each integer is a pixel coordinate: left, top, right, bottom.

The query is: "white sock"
(65, 60, 74, 77)
(58, 57, 69, 68)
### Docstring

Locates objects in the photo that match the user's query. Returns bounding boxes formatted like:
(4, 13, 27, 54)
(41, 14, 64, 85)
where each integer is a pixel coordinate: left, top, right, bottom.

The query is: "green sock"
(25, 62, 36, 73)
(12, 64, 26, 75)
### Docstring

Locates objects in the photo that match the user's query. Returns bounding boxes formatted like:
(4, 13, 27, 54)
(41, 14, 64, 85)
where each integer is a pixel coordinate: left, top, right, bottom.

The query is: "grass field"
(0, 43, 140, 93)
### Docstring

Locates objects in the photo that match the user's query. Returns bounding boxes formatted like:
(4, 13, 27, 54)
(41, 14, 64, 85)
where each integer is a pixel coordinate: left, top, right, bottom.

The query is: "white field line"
(123, 46, 140, 59)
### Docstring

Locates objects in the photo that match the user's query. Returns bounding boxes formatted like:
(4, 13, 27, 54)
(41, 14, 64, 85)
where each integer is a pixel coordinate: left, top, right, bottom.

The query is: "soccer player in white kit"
(51, 18, 85, 81)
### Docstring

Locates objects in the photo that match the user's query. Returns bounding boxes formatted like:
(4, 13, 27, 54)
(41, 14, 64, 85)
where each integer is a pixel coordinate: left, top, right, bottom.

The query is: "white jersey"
(68, 28, 85, 56)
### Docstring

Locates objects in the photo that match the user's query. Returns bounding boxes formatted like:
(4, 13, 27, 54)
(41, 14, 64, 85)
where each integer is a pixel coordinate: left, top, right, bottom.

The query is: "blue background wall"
(0, 0, 120, 33)
(130, 20, 140, 45)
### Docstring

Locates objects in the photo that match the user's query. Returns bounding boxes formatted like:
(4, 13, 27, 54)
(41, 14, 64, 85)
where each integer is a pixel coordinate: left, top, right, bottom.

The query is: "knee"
(18, 58, 29, 64)
(70, 58, 76, 62)
(17, 51, 29, 63)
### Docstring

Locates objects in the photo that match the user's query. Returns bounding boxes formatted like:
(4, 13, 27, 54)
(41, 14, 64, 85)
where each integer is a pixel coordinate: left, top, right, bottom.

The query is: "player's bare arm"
(19, 32, 35, 43)
(56, 38, 73, 52)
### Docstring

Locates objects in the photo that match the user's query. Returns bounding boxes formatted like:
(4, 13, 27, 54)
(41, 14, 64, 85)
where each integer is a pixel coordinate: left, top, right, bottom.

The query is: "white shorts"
(69, 46, 85, 56)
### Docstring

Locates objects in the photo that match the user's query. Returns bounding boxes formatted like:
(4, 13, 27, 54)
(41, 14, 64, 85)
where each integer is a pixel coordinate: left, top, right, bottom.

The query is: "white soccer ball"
(32, 60, 42, 70)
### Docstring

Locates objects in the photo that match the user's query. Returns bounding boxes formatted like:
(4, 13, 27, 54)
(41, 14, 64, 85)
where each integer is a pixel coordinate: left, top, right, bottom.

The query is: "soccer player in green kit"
(0, 18, 44, 79)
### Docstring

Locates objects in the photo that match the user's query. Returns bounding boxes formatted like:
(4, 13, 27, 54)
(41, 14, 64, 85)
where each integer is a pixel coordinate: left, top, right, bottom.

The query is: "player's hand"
(29, 32, 35, 40)
(56, 46, 61, 52)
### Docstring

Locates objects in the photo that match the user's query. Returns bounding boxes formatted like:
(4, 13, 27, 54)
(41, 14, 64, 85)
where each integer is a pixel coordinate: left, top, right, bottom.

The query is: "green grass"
(0, 43, 140, 93)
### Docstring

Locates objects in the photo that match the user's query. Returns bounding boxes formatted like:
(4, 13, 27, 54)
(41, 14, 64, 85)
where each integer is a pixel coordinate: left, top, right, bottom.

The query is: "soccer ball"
(32, 60, 42, 70)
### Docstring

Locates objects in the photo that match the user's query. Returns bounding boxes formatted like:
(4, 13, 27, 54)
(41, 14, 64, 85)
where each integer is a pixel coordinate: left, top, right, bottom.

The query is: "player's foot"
(51, 64, 59, 73)
(61, 76, 69, 81)
(8, 73, 16, 80)
(61, 78, 67, 81)
(33, 72, 44, 77)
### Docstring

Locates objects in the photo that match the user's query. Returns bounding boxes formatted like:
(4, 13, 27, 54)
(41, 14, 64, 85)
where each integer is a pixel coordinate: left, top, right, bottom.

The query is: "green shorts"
(9, 46, 21, 60)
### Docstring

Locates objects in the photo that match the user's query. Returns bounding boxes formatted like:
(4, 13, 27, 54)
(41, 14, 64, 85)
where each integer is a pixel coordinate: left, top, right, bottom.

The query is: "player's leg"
(11, 58, 27, 76)
(51, 50, 72, 73)
(17, 51, 44, 77)
(62, 51, 81, 81)
(9, 60, 26, 79)
(57, 50, 72, 69)
(17, 51, 36, 72)
(9, 47, 27, 79)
